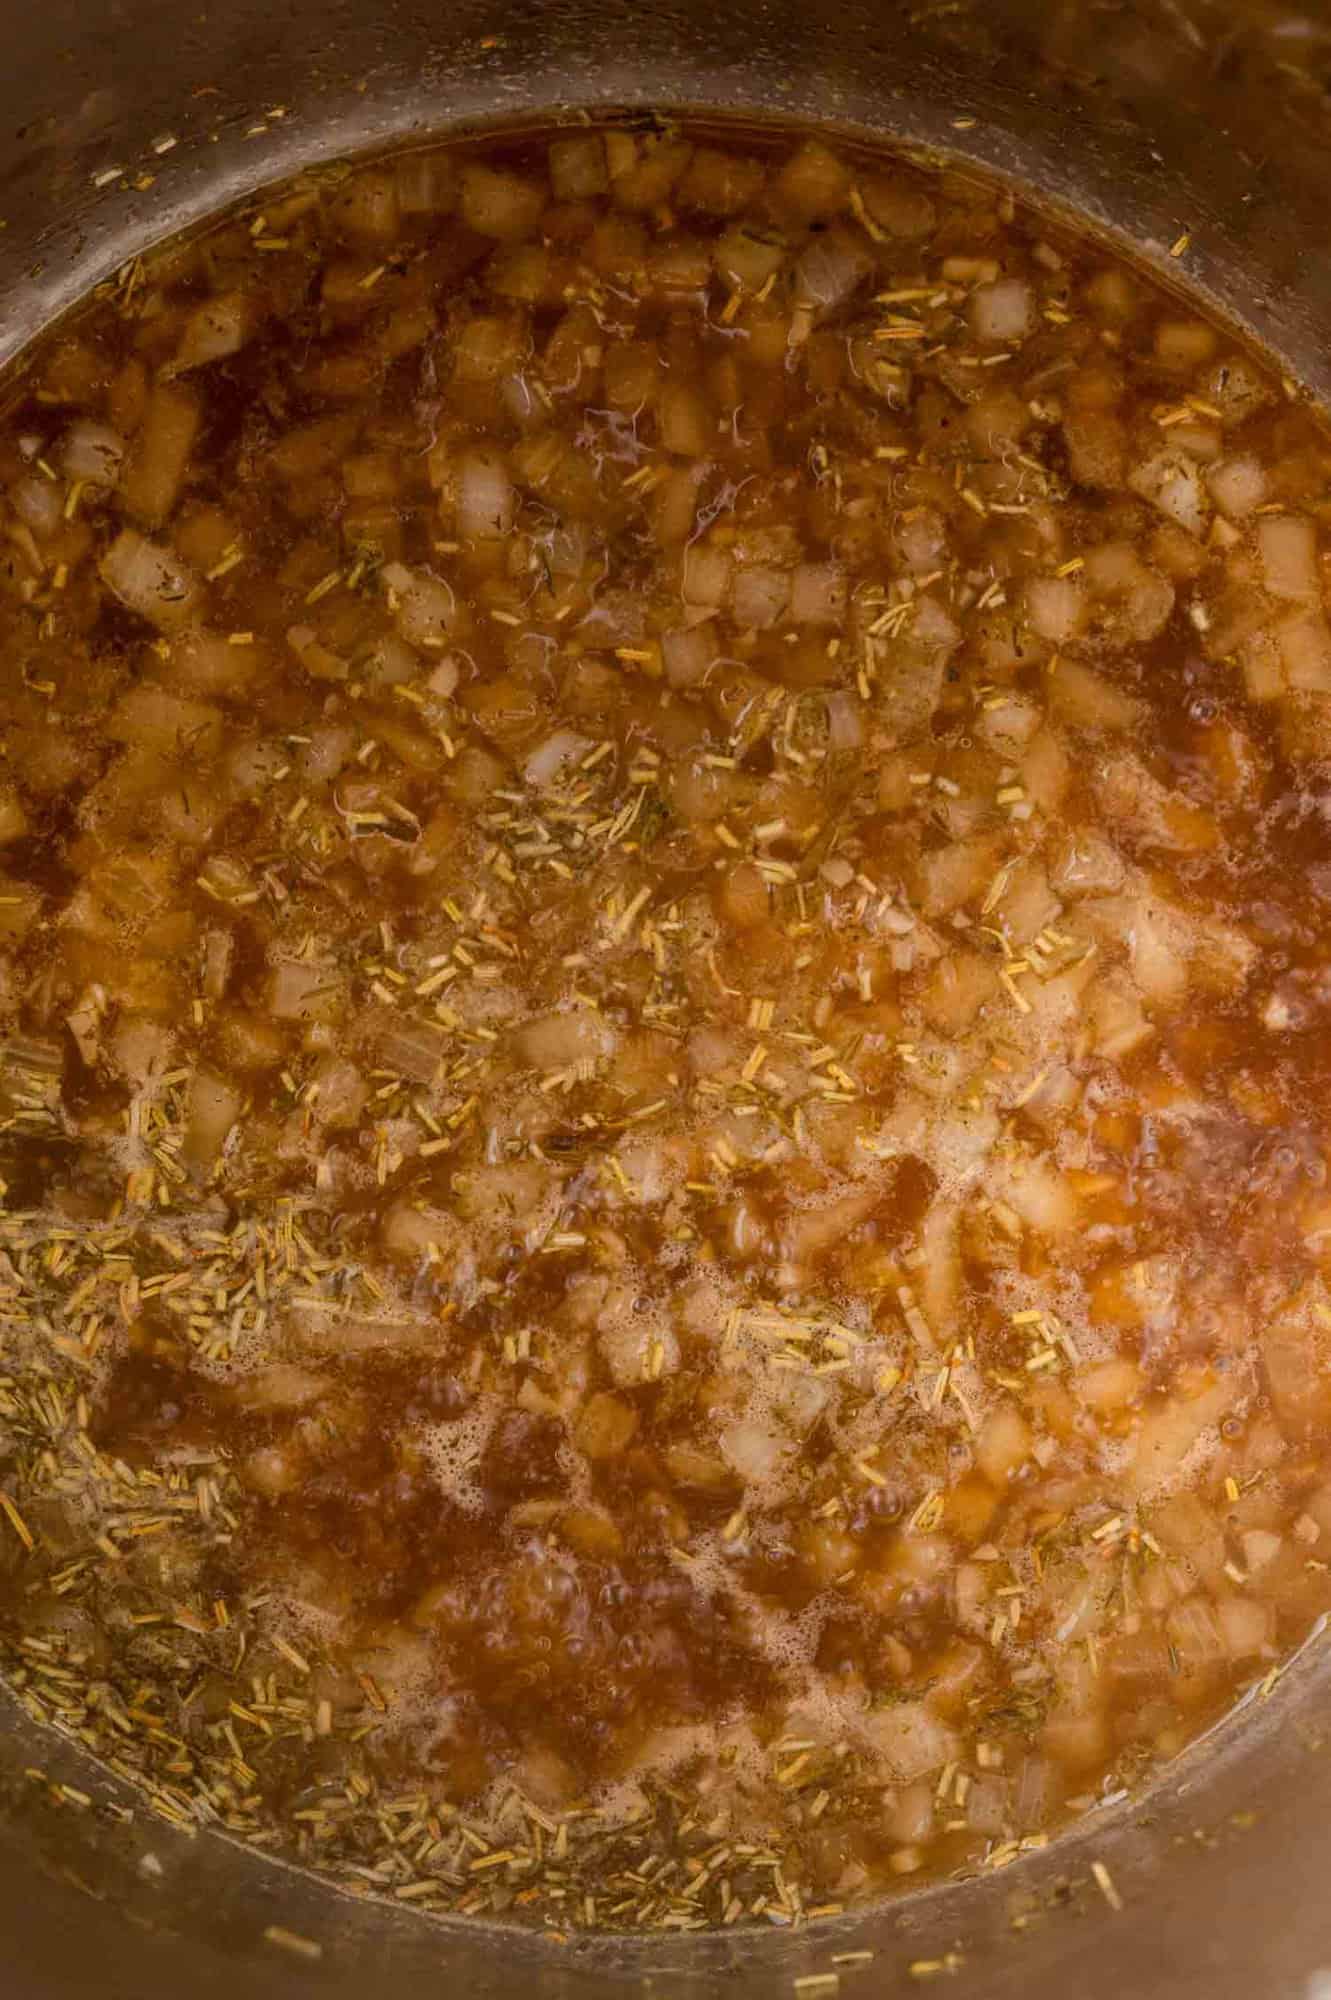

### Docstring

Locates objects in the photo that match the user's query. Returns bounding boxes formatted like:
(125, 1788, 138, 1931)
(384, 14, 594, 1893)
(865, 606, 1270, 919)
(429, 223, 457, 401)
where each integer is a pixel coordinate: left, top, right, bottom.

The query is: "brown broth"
(0, 119, 1330, 1930)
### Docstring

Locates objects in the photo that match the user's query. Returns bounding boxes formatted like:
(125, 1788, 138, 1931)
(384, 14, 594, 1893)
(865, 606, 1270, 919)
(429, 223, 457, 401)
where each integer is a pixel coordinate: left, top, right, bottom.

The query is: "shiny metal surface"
(5, 2, 1331, 1992)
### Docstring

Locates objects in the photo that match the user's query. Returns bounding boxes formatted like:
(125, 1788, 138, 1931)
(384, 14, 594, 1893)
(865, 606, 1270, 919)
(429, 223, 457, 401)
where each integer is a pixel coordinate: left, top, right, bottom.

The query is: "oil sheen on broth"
(0, 121, 1329, 1933)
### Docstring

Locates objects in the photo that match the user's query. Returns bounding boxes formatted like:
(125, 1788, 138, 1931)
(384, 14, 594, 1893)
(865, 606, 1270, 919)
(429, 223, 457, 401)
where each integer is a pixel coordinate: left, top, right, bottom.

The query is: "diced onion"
(172, 292, 255, 372)
(730, 564, 789, 630)
(1258, 514, 1319, 603)
(714, 224, 787, 291)
(661, 625, 715, 689)
(98, 529, 198, 630)
(10, 473, 63, 536)
(1276, 608, 1331, 692)
(1026, 573, 1085, 643)
(1129, 449, 1209, 537)
(360, 633, 420, 687)
(286, 623, 348, 682)
(382, 561, 457, 648)
(865, 1701, 957, 1783)
(1048, 657, 1142, 732)
(460, 163, 545, 239)
(516, 1009, 616, 1068)
(858, 175, 936, 238)
(522, 729, 593, 789)
(121, 382, 199, 527)
(60, 419, 127, 491)
(658, 383, 712, 458)
(969, 277, 1035, 344)
(183, 1068, 243, 1167)
(682, 543, 731, 608)
(1207, 454, 1267, 520)
(1083, 540, 1175, 644)
(790, 561, 846, 627)
(825, 690, 864, 750)
(456, 449, 515, 539)
(719, 1415, 791, 1483)
(549, 135, 609, 202)
(794, 229, 870, 310)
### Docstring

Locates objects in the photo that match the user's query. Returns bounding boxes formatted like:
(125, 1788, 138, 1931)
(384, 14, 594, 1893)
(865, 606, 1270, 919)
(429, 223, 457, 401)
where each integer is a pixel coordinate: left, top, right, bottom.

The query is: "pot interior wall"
(5, 2, 1331, 1995)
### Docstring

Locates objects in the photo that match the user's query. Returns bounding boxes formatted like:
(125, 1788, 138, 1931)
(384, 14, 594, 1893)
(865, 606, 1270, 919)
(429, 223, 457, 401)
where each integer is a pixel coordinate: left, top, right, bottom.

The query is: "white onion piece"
(825, 690, 864, 750)
(456, 449, 515, 538)
(1167, 420, 1222, 463)
(183, 1069, 243, 1169)
(226, 736, 288, 796)
(659, 383, 712, 458)
(794, 228, 870, 310)
(719, 1416, 792, 1483)
(539, 520, 589, 577)
(460, 163, 544, 239)
(1200, 352, 1272, 425)
(776, 139, 850, 221)
(286, 623, 348, 682)
(169, 627, 261, 695)
(331, 171, 400, 246)
(60, 419, 127, 491)
(499, 372, 542, 427)
(522, 729, 592, 789)
(1129, 449, 1209, 537)
(98, 529, 198, 630)
(859, 175, 936, 239)
(730, 564, 789, 629)
(549, 134, 608, 202)
(969, 277, 1035, 344)
(1238, 631, 1284, 702)
(577, 588, 646, 649)
(271, 954, 349, 1025)
(382, 561, 457, 648)
(995, 1154, 1078, 1232)
(1026, 573, 1085, 643)
(1258, 514, 1320, 603)
(1123, 897, 1190, 1006)
(661, 625, 715, 689)
(1049, 658, 1143, 732)
(1155, 318, 1217, 369)
(172, 292, 255, 372)
(1049, 828, 1125, 897)
(10, 473, 63, 537)
(1083, 539, 1175, 643)
(790, 560, 846, 627)
(714, 224, 787, 291)
(515, 1009, 617, 1068)
(911, 593, 963, 655)
(893, 507, 949, 572)
(298, 726, 355, 783)
(427, 654, 463, 698)
(1277, 608, 1331, 692)
(360, 633, 420, 686)
(1206, 454, 1267, 520)
(865, 1701, 957, 1783)
(1217, 1597, 1274, 1658)
(977, 692, 1043, 756)
(682, 543, 731, 607)
(121, 383, 199, 527)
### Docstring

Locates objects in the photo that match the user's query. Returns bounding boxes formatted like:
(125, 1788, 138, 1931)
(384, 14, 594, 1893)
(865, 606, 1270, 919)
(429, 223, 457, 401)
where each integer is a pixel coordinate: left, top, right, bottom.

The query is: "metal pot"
(7, 3, 1331, 1993)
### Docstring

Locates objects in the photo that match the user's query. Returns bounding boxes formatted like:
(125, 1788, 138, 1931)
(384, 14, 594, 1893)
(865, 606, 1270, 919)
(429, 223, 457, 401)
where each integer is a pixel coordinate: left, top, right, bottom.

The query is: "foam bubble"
(416, 1392, 502, 1516)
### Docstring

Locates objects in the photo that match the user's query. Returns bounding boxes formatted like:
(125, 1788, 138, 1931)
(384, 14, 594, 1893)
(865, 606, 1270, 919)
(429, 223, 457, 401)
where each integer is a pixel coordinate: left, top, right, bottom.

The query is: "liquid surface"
(1, 122, 1331, 1932)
